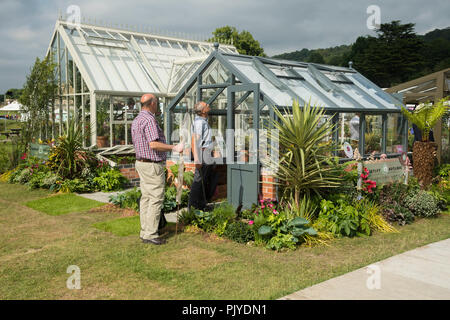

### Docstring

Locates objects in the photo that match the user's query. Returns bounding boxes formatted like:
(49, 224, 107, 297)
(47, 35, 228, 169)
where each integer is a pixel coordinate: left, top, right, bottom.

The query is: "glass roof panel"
(293, 67, 355, 109)
(58, 22, 238, 94)
(279, 78, 329, 107)
(346, 73, 401, 110)
(227, 57, 293, 106)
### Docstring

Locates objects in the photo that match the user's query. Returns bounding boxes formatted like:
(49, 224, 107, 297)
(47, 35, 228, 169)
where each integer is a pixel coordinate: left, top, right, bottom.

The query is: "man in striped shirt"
(131, 93, 183, 245)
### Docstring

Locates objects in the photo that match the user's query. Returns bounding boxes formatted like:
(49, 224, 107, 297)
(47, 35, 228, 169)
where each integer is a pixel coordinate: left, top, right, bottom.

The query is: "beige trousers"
(135, 161, 165, 240)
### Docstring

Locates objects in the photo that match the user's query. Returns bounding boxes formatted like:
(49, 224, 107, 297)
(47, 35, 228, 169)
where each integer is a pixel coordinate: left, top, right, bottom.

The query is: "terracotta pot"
(412, 141, 437, 188)
(96, 136, 108, 148)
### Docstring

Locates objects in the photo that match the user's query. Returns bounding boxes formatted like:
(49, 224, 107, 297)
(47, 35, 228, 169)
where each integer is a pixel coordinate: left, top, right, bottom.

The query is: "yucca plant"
(401, 97, 449, 187)
(47, 119, 87, 179)
(266, 100, 341, 206)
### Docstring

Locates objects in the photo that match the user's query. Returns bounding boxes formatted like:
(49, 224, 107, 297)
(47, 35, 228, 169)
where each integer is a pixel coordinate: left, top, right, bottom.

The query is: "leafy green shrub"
(404, 190, 440, 218)
(353, 198, 397, 233)
(182, 203, 236, 235)
(191, 209, 216, 232)
(210, 203, 236, 236)
(178, 208, 197, 226)
(13, 167, 33, 184)
(436, 163, 450, 179)
(427, 187, 447, 211)
(223, 221, 254, 243)
(168, 163, 194, 187)
(315, 199, 370, 237)
(109, 187, 141, 212)
(27, 171, 49, 189)
(163, 186, 189, 213)
(39, 172, 59, 189)
(59, 178, 89, 193)
(381, 203, 414, 225)
(378, 181, 417, 225)
(93, 168, 127, 192)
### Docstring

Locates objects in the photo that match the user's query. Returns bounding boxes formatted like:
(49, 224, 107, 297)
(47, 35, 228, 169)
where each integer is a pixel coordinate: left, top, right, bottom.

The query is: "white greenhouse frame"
(45, 18, 238, 149)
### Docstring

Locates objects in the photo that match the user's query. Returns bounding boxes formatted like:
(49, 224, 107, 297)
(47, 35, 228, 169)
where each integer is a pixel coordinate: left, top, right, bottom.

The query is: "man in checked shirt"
(131, 94, 183, 245)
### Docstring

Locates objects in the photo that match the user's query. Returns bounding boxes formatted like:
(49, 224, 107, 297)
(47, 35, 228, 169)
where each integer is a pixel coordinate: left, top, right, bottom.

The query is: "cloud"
(0, 0, 449, 92)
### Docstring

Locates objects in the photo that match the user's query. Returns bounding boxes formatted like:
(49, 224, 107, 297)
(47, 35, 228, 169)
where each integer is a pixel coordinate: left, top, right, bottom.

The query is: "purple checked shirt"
(131, 110, 166, 162)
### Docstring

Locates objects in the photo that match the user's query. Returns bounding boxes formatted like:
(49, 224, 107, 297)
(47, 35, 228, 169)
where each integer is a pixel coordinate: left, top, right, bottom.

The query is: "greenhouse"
(166, 50, 407, 207)
(46, 18, 237, 149)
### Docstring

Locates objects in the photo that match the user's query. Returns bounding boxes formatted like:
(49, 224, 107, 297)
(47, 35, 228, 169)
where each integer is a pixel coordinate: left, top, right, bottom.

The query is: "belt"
(136, 158, 164, 163)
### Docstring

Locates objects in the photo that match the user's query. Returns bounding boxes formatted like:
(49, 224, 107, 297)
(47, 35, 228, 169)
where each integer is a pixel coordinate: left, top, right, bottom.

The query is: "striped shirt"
(131, 110, 166, 162)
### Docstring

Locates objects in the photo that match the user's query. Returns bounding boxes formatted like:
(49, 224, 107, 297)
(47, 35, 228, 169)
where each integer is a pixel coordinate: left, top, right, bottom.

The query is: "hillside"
(271, 25, 450, 87)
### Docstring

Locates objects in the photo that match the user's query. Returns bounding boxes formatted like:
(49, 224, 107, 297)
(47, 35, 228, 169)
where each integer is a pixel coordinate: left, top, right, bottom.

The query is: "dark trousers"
(188, 164, 218, 211)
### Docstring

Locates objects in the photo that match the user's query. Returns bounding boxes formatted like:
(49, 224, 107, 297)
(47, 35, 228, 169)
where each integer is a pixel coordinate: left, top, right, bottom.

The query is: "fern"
(401, 97, 449, 142)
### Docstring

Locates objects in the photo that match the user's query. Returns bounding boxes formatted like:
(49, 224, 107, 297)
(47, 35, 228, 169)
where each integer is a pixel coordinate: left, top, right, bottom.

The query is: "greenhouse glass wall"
(45, 18, 238, 149)
(166, 50, 407, 207)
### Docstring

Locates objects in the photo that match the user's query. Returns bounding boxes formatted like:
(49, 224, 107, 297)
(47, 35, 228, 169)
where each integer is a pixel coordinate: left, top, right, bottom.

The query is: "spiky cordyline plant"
(265, 100, 341, 206)
(401, 97, 449, 142)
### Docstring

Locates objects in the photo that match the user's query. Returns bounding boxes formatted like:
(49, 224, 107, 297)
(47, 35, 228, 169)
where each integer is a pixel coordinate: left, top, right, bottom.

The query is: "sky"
(0, 0, 449, 93)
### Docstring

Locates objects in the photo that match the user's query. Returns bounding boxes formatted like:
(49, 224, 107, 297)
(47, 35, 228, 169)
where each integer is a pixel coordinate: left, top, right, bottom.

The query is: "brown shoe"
(141, 237, 166, 245)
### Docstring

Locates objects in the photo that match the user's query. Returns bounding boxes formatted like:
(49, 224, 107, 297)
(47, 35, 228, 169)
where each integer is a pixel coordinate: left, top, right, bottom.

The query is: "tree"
(19, 55, 58, 144)
(5, 88, 24, 100)
(210, 26, 265, 56)
(348, 21, 425, 87)
(307, 52, 325, 64)
(401, 98, 449, 187)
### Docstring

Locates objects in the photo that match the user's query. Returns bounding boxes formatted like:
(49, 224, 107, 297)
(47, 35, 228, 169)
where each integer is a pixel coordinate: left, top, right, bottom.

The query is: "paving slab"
(280, 238, 450, 300)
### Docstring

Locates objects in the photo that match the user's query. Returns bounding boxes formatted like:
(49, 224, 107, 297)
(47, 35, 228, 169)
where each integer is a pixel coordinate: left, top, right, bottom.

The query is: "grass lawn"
(93, 216, 176, 237)
(0, 181, 449, 299)
(25, 193, 105, 216)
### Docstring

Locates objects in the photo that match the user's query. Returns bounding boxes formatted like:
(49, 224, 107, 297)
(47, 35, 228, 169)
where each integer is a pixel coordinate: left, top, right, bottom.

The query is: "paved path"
(280, 238, 450, 300)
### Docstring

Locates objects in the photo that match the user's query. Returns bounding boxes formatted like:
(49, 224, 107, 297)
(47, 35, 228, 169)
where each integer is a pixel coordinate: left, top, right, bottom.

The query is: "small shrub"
(162, 186, 189, 213)
(381, 204, 414, 226)
(14, 168, 33, 184)
(93, 168, 127, 192)
(404, 190, 440, 218)
(316, 198, 371, 237)
(178, 208, 197, 226)
(223, 221, 254, 243)
(109, 187, 141, 212)
(59, 178, 89, 193)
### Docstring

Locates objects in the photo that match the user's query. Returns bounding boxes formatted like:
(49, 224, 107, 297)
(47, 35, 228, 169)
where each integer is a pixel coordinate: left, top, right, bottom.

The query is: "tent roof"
(0, 101, 22, 111)
(47, 19, 238, 96)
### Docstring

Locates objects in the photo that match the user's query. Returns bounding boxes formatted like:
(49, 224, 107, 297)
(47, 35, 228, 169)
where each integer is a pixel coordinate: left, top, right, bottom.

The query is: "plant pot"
(96, 136, 108, 148)
(412, 141, 437, 188)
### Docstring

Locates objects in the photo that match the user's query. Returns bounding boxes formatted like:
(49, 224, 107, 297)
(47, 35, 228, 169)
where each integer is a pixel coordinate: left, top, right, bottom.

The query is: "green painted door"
(227, 84, 260, 209)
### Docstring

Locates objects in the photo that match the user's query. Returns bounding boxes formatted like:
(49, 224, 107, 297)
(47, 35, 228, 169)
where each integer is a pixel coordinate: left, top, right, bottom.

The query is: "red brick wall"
(261, 173, 277, 200)
(123, 160, 277, 202)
